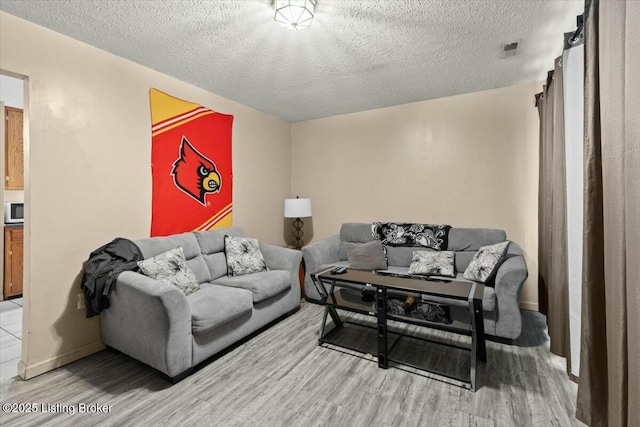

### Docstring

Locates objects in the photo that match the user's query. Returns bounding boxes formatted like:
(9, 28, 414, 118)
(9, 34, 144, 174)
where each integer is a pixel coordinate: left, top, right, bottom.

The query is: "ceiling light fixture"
(274, 0, 316, 30)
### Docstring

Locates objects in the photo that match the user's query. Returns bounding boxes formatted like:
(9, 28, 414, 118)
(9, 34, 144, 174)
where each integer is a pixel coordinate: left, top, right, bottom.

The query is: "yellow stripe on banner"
(203, 212, 233, 231)
(152, 111, 215, 137)
(195, 203, 233, 231)
(198, 206, 233, 231)
(150, 88, 214, 126)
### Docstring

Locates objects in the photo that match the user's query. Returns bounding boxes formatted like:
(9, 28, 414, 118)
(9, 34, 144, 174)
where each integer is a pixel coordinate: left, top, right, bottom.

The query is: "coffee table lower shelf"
(319, 315, 478, 390)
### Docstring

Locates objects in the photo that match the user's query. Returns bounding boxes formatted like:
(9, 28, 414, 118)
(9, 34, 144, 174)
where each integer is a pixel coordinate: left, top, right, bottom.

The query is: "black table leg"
(377, 287, 388, 369)
(473, 300, 486, 362)
(469, 296, 486, 392)
(327, 305, 344, 329)
(312, 274, 344, 330)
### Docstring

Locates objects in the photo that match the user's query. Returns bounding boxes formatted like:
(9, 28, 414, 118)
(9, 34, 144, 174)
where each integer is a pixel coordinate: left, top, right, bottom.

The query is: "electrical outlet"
(77, 293, 86, 310)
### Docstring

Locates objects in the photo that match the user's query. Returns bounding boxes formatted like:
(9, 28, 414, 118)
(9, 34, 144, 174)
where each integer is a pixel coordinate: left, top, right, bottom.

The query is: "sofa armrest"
(101, 271, 192, 378)
(493, 243, 528, 339)
(301, 234, 341, 300)
(260, 243, 302, 300)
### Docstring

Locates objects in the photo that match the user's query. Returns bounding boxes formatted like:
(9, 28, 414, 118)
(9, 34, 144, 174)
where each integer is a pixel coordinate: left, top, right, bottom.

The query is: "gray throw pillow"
(345, 241, 388, 270)
(463, 241, 510, 283)
(137, 247, 200, 295)
(408, 250, 455, 277)
(224, 235, 268, 277)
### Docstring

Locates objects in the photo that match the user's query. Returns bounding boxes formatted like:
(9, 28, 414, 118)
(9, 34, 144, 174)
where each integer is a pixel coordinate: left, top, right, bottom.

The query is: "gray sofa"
(302, 223, 528, 340)
(101, 227, 301, 380)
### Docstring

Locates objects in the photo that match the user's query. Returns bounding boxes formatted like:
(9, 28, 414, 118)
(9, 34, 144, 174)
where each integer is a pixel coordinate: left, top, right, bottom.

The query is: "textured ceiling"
(0, 0, 583, 122)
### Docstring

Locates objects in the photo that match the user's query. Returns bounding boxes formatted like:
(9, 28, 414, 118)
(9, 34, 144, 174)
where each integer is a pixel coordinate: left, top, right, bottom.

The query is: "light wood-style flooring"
(0, 302, 583, 426)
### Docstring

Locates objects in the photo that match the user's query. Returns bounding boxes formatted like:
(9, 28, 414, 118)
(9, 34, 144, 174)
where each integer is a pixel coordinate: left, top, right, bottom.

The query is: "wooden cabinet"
(5, 107, 24, 190)
(4, 226, 23, 298)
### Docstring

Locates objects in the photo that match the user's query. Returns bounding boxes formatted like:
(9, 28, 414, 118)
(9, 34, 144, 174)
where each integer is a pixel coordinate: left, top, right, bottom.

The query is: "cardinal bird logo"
(171, 136, 222, 205)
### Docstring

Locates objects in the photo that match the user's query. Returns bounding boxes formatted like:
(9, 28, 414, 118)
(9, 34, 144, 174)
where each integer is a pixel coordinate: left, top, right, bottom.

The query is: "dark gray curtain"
(537, 74, 552, 317)
(576, 0, 640, 426)
(536, 57, 570, 361)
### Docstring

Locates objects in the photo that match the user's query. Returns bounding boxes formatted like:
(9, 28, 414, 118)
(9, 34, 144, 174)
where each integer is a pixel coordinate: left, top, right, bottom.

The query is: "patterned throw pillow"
(372, 222, 451, 250)
(345, 241, 388, 270)
(408, 250, 455, 277)
(137, 247, 200, 295)
(463, 241, 510, 283)
(224, 235, 268, 277)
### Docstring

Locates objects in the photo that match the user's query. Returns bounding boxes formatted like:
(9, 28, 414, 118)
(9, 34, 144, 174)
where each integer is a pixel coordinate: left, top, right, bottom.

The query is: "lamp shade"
(284, 198, 312, 218)
(274, 0, 316, 30)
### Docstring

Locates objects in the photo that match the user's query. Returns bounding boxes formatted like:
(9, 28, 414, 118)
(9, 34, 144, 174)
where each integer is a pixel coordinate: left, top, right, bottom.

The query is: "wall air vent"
(503, 41, 519, 58)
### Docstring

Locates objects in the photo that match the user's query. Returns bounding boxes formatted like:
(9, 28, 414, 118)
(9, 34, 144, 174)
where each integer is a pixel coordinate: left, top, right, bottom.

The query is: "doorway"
(0, 73, 25, 380)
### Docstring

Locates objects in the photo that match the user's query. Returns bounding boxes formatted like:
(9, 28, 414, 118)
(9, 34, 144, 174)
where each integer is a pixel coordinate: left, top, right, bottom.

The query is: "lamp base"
(292, 217, 304, 250)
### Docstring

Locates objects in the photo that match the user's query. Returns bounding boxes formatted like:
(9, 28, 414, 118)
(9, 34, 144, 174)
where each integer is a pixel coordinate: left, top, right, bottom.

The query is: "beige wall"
(0, 12, 291, 378)
(291, 82, 540, 310)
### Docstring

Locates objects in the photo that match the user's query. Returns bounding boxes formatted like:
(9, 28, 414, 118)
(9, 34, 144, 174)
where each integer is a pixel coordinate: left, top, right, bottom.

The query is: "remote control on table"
(331, 267, 348, 275)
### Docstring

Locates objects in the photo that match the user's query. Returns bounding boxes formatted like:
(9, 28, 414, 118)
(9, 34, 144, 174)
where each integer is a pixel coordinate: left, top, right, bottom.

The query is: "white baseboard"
(18, 341, 105, 380)
(520, 301, 539, 311)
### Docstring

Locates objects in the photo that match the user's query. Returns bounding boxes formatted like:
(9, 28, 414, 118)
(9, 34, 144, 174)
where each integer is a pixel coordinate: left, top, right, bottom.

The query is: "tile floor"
(0, 297, 22, 380)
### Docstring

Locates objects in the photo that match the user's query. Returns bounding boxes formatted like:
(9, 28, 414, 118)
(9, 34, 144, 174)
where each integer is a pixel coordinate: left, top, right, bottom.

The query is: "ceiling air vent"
(502, 41, 519, 58)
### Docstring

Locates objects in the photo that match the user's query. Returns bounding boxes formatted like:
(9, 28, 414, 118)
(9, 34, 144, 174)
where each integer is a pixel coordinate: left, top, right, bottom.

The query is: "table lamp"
(284, 197, 312, 250)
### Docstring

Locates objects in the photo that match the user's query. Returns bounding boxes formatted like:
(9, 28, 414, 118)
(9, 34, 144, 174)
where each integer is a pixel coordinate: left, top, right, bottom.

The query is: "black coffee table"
(312, 268, 486, 391)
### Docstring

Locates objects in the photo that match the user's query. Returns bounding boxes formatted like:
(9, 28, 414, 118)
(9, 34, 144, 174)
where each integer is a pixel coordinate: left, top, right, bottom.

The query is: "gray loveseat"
(101, 227, 301, 381)
(302, 223, 528, 340)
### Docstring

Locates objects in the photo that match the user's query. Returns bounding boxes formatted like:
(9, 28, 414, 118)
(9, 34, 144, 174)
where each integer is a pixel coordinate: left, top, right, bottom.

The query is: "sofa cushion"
(455, 251, 476, 273)
(340, 223, 376, 243)
(187, 284, 253, 335)
(203, 252, 228, 281)
(195, 228, 245, 281)
(447, 228, 507, 251)
(339, 223, 376, 260)
(422, 282, 497, 312)
(137, 232, 199, 258)
(187, 256, 213, 284)
(137, 247, 200, 296)
(195, 227, 245, 255)
(377, 265, 410, 275)
(345, 241, 387, 270)
(369, 245, 453, 267)
(136, 232, 211, 284)
(408, 251, 455, 277)
(385, 246, 420, 267)
(463, 241, 510, 283)
(224, 236, 268, 277)
(212, 270, 291, 303)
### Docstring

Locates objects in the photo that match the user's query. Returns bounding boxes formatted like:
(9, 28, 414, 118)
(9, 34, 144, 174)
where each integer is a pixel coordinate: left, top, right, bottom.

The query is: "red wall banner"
(149, 89, 233, 236)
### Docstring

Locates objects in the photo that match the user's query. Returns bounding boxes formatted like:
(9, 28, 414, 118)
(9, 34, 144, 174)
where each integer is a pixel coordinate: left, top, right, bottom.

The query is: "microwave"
(4, 202, 24, 224)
